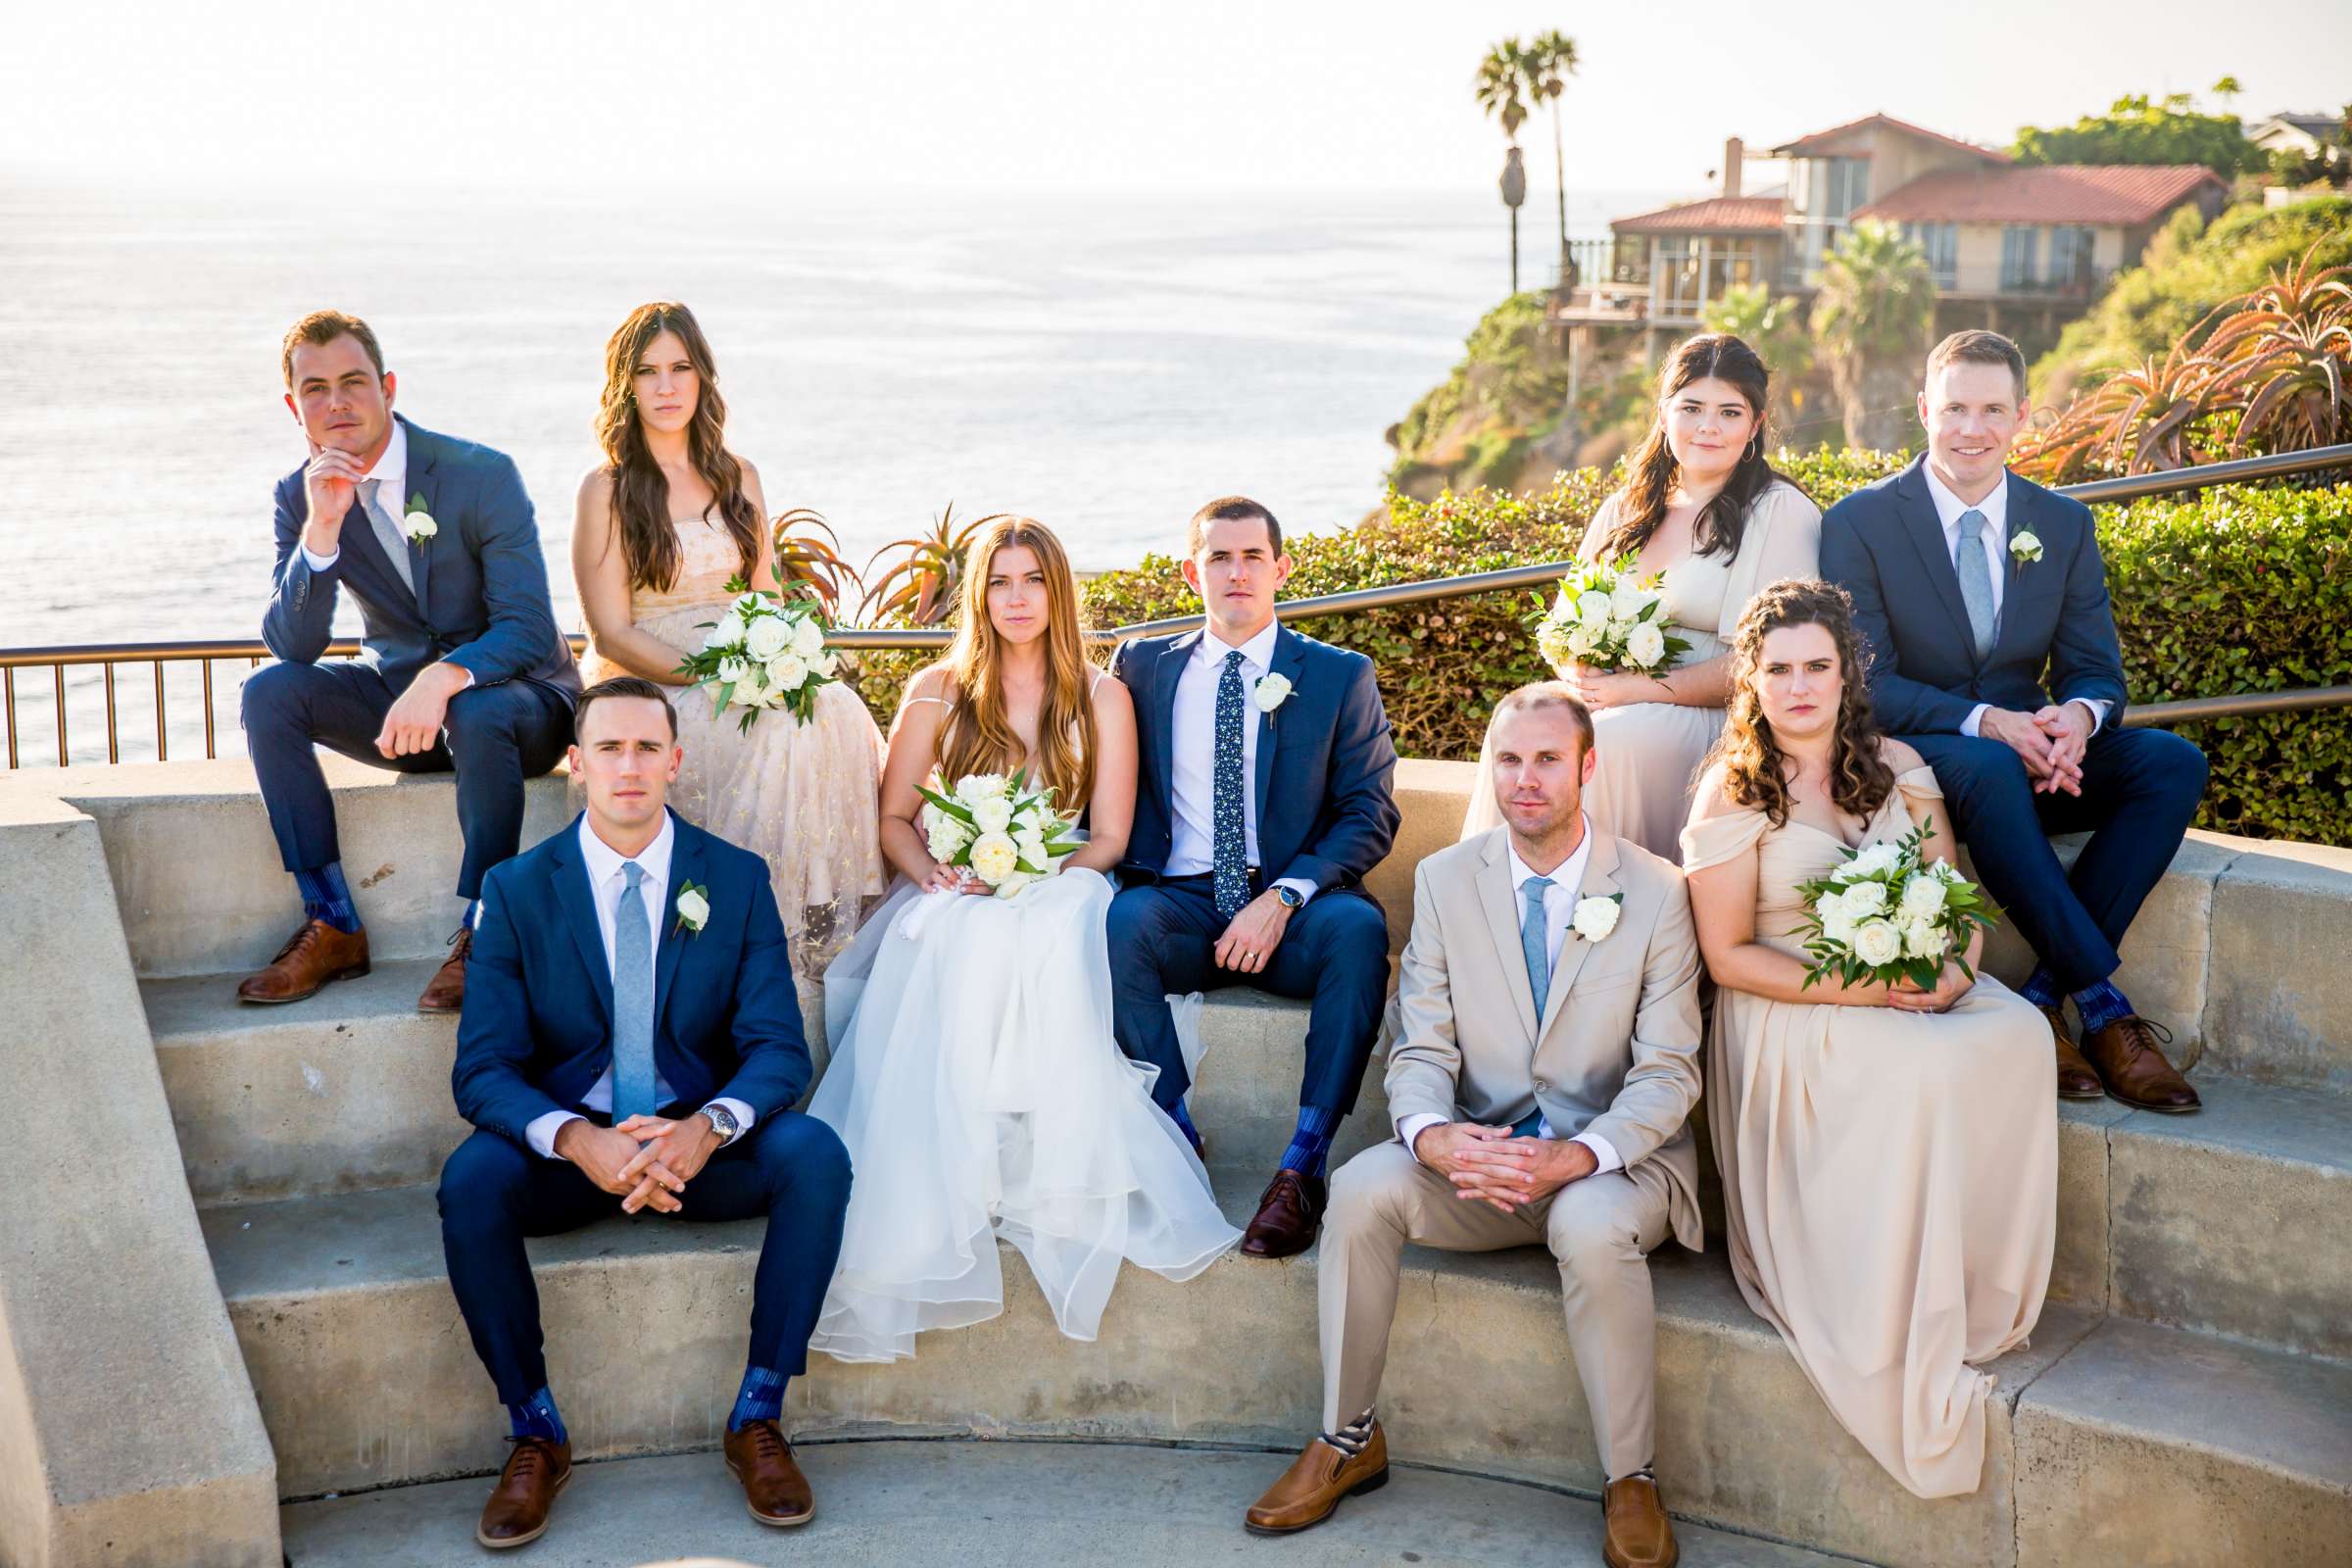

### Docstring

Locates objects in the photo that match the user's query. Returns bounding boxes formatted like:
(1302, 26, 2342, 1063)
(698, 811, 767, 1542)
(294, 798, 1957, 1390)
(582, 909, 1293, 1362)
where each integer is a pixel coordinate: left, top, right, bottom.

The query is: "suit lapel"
(1474, 831, 1540, 1040)
(403, 418, 436, 617)
(1893, 461, 1981, 666)
(1251, 628, 1305, 835)
(546, 816, 615, 1030)
(1538, 832, 1620, 1042)
(1152, 634, 1195, 809)
(652, 813, 704, 1039)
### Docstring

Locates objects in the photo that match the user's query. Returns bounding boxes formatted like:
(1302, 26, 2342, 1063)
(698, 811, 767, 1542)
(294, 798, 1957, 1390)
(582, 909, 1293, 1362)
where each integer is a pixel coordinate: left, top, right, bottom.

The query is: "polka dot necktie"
(1212, 650, 1249, 919)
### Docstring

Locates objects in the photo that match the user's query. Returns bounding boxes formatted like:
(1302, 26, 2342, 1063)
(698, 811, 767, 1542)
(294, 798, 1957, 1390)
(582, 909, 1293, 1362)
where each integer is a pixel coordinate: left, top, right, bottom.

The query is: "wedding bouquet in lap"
(677, 577, 841, 728)
(916, 770, 1084, 899)
(1531, 556, 1693, 675)
(1795, 823, 1998, 989)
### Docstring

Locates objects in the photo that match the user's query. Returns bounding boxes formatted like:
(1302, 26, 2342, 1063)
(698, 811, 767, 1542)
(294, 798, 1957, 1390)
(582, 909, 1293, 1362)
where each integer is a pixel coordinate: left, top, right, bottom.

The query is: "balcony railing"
(6, 444, 2350, 769)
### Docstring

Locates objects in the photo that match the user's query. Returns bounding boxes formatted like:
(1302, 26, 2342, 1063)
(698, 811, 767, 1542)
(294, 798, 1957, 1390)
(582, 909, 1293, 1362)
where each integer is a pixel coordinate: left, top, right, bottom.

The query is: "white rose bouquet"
(1528, 555, 1693, 676)
(674, 576, 841, 730)
(914, 769, 1085, 900)
(1792, 822, 1999, 993)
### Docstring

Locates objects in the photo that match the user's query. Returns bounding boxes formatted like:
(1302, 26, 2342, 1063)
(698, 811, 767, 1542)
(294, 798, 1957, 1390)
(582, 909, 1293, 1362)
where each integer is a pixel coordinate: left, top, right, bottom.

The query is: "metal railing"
(7, 443, 2350, 767)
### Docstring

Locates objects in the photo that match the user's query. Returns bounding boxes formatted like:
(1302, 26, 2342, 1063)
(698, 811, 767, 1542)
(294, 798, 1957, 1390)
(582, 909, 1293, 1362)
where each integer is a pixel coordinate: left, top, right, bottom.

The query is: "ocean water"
(0, 178, 1652, 760)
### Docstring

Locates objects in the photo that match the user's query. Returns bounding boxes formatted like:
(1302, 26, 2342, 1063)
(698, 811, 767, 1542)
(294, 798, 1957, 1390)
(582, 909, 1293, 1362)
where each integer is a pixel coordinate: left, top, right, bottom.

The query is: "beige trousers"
(1319, 1140, 1674, 1481)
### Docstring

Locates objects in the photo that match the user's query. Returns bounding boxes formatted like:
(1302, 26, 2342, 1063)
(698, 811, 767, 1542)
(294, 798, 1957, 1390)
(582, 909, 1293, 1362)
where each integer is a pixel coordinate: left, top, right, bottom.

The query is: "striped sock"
(1280, 1105, 1341, 1179)
(1168, 1100, 1203, 1156)
(2073, 978, 2134, 1035)
(507, 1385, 566, 1445)
(1322, 1407, 1377, 1456)
(294, 862, 360, 934)
(2021, 965, 2062, 1010)
(729, 1365, 788, 1432)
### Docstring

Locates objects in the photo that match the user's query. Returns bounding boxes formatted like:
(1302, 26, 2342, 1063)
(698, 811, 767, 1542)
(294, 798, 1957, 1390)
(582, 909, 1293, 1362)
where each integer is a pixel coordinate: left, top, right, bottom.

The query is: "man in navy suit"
(439, 676, 853, 1548)
(1108, 498, 1402, 1258)
(1821, 331, 2206, 1112)
(238, 311, 581, 1013)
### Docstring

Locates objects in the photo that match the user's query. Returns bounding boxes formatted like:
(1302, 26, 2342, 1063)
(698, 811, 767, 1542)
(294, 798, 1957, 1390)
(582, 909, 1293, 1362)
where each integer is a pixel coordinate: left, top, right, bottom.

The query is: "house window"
(1903, 221, 1958, 286)
(2000, 225, 2041, 290)
(2048, 225, 2097, 288)
(1823, 158, 1871, 220)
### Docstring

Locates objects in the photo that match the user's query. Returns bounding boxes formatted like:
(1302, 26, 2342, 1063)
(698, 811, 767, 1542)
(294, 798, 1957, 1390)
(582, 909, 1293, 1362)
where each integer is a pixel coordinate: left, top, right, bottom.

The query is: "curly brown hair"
(1711, 578, 1896, 828)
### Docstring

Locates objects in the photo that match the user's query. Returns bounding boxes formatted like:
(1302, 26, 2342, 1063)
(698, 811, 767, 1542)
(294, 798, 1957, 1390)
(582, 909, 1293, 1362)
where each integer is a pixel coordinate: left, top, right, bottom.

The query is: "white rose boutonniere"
(1570, 891, 1624, 943)
(2010, 529, 2043, 564)
(1252, 672, 1293, 713)
(673, 881, 710, 938)
(403, 493, 437, 544)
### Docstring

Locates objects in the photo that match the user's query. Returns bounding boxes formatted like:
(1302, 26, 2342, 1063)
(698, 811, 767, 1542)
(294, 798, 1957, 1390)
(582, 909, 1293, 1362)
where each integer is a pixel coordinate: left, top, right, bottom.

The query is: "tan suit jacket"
(1385, 824, 1705, 1250)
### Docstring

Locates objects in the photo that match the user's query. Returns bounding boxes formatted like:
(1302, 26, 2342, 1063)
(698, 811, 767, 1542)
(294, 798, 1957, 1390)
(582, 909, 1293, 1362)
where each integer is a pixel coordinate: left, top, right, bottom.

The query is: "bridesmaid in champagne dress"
(1462, 333, 1820, 862)
(1681, 579, 2055, 1499)
(573, 302, 885, 982)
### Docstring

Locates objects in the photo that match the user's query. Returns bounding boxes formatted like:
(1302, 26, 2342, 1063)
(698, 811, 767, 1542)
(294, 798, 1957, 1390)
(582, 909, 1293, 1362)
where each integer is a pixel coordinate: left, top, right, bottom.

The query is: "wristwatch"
(698, 1102, 740, 1147)
(1274, 884, 1306, 910)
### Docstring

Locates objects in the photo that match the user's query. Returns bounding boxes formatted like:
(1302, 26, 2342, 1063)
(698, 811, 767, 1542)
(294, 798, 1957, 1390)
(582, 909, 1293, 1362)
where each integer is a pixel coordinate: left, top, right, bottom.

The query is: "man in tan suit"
(1243, 683, 1702, 1568)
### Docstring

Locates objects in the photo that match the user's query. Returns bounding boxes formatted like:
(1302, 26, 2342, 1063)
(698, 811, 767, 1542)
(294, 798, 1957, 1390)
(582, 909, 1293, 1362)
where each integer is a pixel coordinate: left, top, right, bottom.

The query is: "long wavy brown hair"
(1711, 578, 1895, 828)
(932, 516, 1099, 810)
(594, 302, 760, 593)
(1591, 332, 1799, 564)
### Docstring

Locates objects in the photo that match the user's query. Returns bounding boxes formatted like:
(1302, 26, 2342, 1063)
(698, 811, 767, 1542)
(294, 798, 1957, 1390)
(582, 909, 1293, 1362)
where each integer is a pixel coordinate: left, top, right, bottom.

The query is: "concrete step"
(198, 1173, 2350, 1566)
(278, 1438, 1853, 1567)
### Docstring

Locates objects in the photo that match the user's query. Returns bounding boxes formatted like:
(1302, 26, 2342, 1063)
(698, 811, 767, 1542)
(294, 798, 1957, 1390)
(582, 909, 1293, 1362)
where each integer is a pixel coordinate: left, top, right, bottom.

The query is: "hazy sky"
(7, 1, 2348, 197)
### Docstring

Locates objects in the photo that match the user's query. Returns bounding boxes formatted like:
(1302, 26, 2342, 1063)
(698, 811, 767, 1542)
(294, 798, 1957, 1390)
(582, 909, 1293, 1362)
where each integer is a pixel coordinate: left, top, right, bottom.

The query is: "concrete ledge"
(2204, 837, 2352, 1093)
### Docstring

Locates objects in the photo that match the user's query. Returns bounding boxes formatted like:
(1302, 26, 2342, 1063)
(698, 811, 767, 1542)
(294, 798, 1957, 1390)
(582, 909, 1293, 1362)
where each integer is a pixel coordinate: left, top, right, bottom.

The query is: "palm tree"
(1521, 30, 1579, 285)
(2211, 74, 2243, 115)
(1475, 40, 1530, 292)
(1810, 220, 1937, 452)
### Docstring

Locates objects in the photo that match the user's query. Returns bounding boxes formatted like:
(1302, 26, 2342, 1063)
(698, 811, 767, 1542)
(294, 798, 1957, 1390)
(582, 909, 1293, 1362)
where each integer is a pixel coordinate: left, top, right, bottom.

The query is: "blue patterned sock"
(1168, 1100, 1203, 1156)
(2021, 965, 2062, 1010)
(1280, 1105, 1341, 1179)
(2074, 978, 2134, 1035)
(463, 898, 482, 933)
(507, 1385, 566, 1445)
(729, 1366, 788, 1432)
(293, 862, 360, 934)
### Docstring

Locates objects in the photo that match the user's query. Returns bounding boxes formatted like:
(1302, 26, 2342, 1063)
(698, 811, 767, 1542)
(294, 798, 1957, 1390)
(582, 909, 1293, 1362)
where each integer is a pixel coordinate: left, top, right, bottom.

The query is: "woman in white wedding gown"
(809, 515, 1240, 1363)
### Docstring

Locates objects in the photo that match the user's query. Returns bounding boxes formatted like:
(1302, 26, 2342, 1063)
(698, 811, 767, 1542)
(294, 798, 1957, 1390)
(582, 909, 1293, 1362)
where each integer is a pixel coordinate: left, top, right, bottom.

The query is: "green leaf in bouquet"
(914, 781, 979, 826)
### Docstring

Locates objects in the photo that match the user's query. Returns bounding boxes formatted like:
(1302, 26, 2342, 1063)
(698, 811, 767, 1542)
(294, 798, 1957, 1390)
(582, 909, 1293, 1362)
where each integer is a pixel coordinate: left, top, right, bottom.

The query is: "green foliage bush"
(2010, 93, 2267, 177)
(844, 453, 2351, 847)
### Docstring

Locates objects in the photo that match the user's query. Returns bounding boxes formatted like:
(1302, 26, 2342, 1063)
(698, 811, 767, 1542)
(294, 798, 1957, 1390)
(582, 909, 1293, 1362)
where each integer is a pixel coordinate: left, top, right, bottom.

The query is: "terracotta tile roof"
(1854, 165, 2225, 225)
(1771, 113, 2011, 164)
(1612, 195, 1787, 235)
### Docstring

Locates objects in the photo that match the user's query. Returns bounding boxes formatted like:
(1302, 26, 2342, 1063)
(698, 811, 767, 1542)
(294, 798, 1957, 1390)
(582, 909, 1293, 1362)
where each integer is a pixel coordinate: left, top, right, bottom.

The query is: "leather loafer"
(724, 1419, 814, 1527)
(417, 927, 471, 1013)
(2041, 1004, 2105, 1101)
(1602, 1474, 1679, 1568)
(2081, 1015, 2200, 1112)
(1244, 1423, 1389, 1535)
(1240, 1170, 1326, 1259)
(235, 919, 369, 1004)
(476, 1436, 570, 1550)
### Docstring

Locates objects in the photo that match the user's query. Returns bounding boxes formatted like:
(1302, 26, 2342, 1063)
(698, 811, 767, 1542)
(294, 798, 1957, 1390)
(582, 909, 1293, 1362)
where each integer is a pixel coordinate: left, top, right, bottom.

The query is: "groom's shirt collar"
(1506, 814, 1593, 971)
(1923, 463, 2009, 550)
(361, 417, 410, 510)
(576, 809, 676, 967)
(1194, 618, 1280, 676)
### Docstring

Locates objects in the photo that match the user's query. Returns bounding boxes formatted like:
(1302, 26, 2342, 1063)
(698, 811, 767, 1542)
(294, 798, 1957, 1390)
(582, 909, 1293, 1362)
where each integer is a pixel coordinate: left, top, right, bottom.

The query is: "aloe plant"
(858, 503, 990, 627)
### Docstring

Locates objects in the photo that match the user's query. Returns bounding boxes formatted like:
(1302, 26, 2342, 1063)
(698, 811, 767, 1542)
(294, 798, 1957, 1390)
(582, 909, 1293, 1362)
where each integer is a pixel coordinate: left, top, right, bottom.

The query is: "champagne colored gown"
(580, 517, 887, 980)
(1461, 481, 1821, 862)
(1679, 766, 2057, 1498)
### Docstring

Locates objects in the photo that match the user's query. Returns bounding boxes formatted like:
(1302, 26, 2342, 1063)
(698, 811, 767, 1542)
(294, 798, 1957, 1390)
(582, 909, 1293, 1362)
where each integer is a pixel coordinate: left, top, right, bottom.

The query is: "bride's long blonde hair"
(931, 515, 1098, 809)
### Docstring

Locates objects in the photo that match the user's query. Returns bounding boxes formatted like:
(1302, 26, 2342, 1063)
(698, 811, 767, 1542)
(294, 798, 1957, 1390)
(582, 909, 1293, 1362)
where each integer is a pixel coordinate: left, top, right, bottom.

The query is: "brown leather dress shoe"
(1601, 1474, 1679, 1568)
(476, 1436, 570, 1550)
(1240, 1170, 1327, 1259)
(417, 927, 471, 1013)
(724, 1419, 814, 1527)
(1244, 1423, 1388, 1535)
(235, 919, 369, 1004)
(2041, 1004, 2105, 1101)
(2081, 1016, 2200, 1112)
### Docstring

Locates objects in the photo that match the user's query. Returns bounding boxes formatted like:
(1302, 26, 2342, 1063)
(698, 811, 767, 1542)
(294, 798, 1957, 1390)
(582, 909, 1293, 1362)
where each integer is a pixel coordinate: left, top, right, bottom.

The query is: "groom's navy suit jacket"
(263, 415, 581, 701)
(1111, 623, 1400, 897)
(1819, 456, 2128, 735)
(453, 809, 810, 1150)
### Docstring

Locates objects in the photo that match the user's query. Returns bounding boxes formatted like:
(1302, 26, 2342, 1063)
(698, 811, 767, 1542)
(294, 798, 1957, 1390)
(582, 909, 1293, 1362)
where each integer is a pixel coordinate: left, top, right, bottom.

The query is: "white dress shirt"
(1163, 619, 1315, 906)
(299, 417, 407, 574)
(1398, 816, 1622, 1175)
(1922, 465, 2107, 740)
(523, 812, 754, 1159)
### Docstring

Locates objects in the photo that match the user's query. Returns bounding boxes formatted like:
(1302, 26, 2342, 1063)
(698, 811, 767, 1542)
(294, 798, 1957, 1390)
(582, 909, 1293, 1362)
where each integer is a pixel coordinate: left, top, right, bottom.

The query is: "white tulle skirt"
(807, 867, 1240, 1363)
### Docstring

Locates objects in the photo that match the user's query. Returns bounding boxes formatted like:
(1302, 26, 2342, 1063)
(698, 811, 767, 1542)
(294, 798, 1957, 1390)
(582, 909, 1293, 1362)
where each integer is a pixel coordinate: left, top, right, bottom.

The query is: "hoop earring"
(1745, 432, 1763, 463)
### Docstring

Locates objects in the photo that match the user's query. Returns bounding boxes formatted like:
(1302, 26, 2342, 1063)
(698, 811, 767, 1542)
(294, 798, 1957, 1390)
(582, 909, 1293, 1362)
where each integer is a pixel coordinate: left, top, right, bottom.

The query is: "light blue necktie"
(1211, 650, 1250, 919)
(1515, 875, 1554, 1138)
(358, 477, 416, 598)
(1954, 508, 1997, 660)
(612, 861, 659, 1123)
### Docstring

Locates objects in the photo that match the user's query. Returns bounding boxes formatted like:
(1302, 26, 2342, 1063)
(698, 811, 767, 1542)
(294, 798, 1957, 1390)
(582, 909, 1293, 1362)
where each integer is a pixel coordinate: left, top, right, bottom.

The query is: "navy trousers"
(1106, 874, 1390, 1116)
(1906, 724, 2207, 996)
(240, 661, 572, 900)
(436, 1111, 853, 1404)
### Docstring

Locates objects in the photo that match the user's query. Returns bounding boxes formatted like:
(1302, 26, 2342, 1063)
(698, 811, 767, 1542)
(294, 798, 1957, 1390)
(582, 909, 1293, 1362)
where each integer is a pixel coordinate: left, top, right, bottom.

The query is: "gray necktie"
(612, 861, 659, 1123)
(359, 477, 416, 597)
(1954, 508, 1996, 660)
(1520, 874, 1554, 1018)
